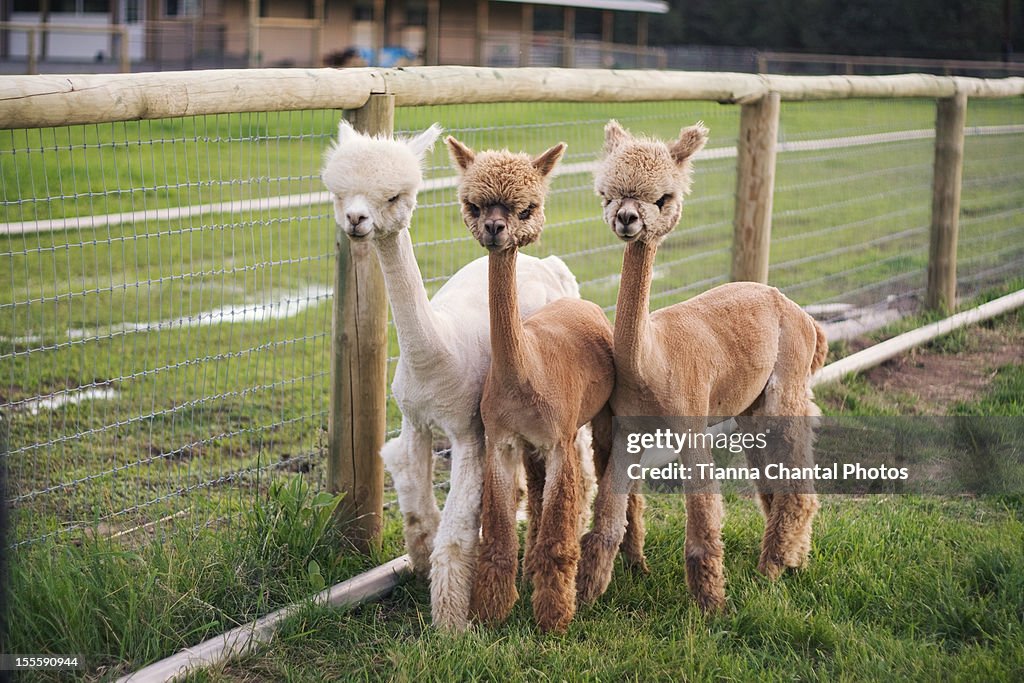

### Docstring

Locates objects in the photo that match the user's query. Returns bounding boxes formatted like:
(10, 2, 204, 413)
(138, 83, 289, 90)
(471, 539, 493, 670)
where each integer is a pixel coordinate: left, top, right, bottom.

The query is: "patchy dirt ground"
(821, 311, 1024, 414)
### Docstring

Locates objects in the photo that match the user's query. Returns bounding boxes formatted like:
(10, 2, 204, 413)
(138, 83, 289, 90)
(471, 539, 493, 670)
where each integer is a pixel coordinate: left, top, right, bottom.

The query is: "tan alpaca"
(577, 120, 827, 612)
(446, 136, 643, 633)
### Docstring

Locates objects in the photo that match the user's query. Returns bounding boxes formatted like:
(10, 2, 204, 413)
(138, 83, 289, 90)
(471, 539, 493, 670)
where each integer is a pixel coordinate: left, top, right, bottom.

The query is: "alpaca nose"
(616, 207, 639, 229)
(346, 211, 368, 228)
(614, 200, 642, 240)
(483, 218, 506, 237)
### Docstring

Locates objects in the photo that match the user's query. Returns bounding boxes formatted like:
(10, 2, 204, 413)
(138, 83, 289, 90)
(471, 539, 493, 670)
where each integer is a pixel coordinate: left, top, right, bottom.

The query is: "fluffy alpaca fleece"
(447, 137, 646, 633)
(321, 120, 595, 631)
(577, 120, 826, 612)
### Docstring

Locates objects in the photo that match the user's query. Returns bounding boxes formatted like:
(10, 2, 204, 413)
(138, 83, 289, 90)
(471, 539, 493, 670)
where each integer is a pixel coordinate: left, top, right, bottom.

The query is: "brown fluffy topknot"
(447, 136, 565, 249)
(593, 120, 708, 245)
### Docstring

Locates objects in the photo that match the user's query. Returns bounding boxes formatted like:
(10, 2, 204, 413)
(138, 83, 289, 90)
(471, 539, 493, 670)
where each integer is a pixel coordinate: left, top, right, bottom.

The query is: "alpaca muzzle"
(345, 211, 371, 238)
(614, 200, 642, 240)
(481, 205, 510, 248)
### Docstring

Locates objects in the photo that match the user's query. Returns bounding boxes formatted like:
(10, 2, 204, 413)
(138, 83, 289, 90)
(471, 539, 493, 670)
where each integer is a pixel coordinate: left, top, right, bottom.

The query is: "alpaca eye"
(466, 203, 480, 218)
(518, 204, 536, 221)
(388, 194, 401, 203)
(655, 194, 673, 209)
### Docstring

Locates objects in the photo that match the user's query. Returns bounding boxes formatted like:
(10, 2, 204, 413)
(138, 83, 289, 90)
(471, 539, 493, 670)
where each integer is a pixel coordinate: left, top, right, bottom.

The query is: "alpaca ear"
(407, 123, 443, 160)
(446, 135, 476, 171)
(337, 118, 358, 144)
(669, 121, 709, 166)
(532, 142, 566, 177)
(604, 120, 628, 154)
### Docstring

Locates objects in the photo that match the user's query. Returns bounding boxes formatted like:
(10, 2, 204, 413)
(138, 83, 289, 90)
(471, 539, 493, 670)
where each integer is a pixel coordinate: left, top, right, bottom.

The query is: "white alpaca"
(321, 120, 592, 631)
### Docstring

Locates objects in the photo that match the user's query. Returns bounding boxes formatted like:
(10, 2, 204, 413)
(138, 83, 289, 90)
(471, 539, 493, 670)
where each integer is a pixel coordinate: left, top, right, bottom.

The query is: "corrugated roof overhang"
(495, 0, 669, 14)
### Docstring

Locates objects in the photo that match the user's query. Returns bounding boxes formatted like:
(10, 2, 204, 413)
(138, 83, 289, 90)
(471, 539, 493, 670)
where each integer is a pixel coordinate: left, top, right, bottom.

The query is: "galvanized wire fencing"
(2, 111, 339, 545)
(1, 69, 1023, 549)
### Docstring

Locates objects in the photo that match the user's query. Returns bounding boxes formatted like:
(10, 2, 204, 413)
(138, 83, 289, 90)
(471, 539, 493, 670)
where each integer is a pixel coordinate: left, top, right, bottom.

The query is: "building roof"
(496, 0, 669, 14)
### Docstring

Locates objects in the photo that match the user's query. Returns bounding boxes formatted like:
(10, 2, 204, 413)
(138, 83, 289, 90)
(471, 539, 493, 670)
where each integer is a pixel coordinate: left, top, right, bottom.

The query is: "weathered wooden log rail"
(1, 67, 1022, 129)
(2, 66, 1021, 550)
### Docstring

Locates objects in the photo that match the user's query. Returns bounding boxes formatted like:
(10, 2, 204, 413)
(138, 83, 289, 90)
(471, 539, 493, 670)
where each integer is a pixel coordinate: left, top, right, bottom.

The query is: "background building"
(0, 0, 669, 70)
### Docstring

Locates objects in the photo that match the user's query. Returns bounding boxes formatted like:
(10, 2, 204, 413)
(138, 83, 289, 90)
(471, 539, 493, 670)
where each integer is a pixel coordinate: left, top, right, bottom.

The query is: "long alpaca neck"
(372, 229, 448, 366)
(614, 240, 658, 376)
(487, 247, 529, 381)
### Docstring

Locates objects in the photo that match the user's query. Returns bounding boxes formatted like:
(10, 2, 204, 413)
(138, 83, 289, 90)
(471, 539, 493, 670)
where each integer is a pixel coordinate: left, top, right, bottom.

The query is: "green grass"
(955, 364, 1024, 416)
(199, 311, 1023, 682)
(8, 305, 1020, 681)
(5, 475, 407, 680)
(200, 494, 1023, 682)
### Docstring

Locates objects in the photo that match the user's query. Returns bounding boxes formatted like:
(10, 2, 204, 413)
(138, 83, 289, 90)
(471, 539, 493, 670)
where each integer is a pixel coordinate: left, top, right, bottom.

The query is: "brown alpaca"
(577, 120, 826, 612)
(446, 136, 639, 633)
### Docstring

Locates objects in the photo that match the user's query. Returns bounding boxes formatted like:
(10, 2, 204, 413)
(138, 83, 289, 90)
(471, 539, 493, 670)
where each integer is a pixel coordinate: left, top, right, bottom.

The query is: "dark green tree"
(649, 0, 1020, 61)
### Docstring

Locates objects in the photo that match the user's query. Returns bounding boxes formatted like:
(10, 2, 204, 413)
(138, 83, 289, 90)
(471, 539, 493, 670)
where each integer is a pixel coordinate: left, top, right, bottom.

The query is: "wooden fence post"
(119, 25, 130, 73)
(26, 29, 37, 75)
(731, 91, 780, 284)
(926, 91, 967, 313)
(327, 94, 393, 553)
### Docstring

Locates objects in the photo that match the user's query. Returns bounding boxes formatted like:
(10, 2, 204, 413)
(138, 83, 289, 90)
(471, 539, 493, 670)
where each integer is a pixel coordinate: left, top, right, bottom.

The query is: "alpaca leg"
(469, 440, 521, 626)
(756, 397, 820, 579)
(588, 405, 648, 572)
(381, 420, 440, 577)
(685, 491, 726, 613)
(575, 423, 597, 535)
(522, 447, 545, 579)
(757, 370, 819, 581)
(736, 413, 775, 520)
(577, 428, 631, 605)
(598, 407, 649, 573)
(430, 433, 485, 631)
(531, 439, 581, 633)
(757, 490, 819, 579)
(621, 488, 649, 573)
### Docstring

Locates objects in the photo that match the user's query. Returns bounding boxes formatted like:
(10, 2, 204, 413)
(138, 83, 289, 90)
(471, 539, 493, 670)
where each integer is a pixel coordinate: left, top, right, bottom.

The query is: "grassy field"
(196, 309, 1022, 682)
(6, 303, 1022, 682)
(1, 94, 1023, 679)
(207, 497, 1023, 682)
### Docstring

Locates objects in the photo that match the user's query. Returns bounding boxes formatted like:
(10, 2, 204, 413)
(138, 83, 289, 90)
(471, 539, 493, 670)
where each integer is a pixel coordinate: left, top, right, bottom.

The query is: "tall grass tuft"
(6, 475, 364, 680)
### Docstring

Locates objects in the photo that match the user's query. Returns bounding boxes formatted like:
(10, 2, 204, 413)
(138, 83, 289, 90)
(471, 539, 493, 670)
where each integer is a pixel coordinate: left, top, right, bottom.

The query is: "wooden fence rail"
(2, 66, 1021, 550)
(757, 50, 1024, 77)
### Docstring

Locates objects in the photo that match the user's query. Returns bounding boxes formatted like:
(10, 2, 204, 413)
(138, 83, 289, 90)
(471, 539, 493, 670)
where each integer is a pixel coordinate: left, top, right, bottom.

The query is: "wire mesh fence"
(1, 111, 339, 545)
(1, 86, 1022, 547)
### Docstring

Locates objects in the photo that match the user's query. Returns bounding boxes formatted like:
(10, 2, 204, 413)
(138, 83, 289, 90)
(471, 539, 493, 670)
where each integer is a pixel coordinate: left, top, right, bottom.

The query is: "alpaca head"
(593, 120, 708, 245)
(445, 136, 566, 252)
(321, 119, 442, 240)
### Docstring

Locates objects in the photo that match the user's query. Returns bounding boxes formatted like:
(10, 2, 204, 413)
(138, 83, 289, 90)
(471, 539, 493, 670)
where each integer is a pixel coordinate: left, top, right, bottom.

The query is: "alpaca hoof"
(537, 613, 572, 634)
(694, 589, 726, 614)
(576, 532, 618, 605)
(534, 587, 576, 634)
(430, 582, 472, 633)
(470, 579, 518, 626)
(624, 554, 650, 575)
(757, 556, 785, 580)
(575, 567, 609, 606)
(685, 548, 726, 613)
(410, 555, 432, 580)
(432, 611, 471, 633)
(783, 549, 811, 571)
(408, 535, 436, 579)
